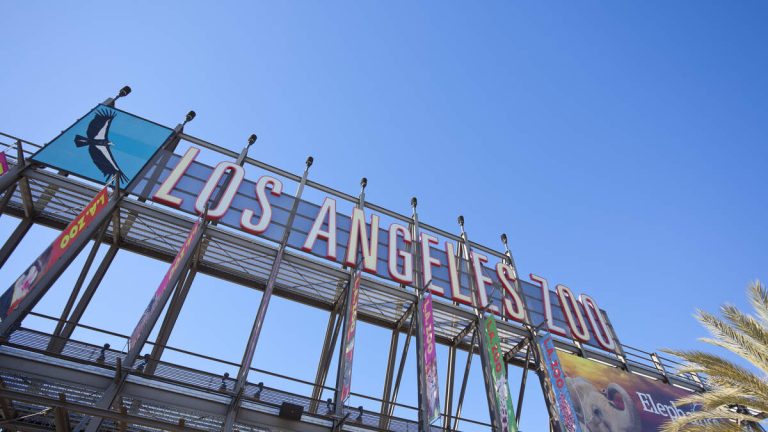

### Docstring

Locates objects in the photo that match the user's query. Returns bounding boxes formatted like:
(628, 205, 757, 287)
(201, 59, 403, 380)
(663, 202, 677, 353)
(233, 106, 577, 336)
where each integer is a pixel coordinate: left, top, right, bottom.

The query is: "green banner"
(482, 315, 518, 432)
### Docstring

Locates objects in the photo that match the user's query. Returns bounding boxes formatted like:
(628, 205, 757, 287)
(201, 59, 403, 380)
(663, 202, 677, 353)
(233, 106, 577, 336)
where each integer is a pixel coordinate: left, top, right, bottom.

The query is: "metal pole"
(0, 218, 32, 269)
(49, 220, 111, 341)
(145, 267, 198, 375)
(442, 344, 456, 432)
(221, 156, 313, 431)
(0, 183, 18, 217)
(456, 216, 503, 431)
(309, 293, 344, 413)
(452, 329, 477, 432)
(0, 192, 119, 338)
(410, 197, 433, 432)
(386, 306, 416, 424)
(379, 324, 400, 429)
(332, 177, 367, 420)
(516, 346, 532, 427)
(78, 216, 207, 432)
(49, 244, 119, 352)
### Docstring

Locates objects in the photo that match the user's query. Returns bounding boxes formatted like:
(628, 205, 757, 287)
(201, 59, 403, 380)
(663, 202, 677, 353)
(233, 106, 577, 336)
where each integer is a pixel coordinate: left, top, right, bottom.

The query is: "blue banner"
(538, 331, 583, 432)
(33, 105, 172, 186)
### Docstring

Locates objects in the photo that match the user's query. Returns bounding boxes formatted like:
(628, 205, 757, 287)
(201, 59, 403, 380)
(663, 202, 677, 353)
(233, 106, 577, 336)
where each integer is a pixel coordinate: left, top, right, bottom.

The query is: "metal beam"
(145, 267, 198, 375)
(0, 377, 16, 420)
(515, 345, 532, 427)
(442, 344, 456, 432)
(0, 387, 207, 432)
(222, 156, 313, 431)
(0, 183, 18, 217)
(54, 393, 71, 432)
(0, 217, 32, 269)
(49, 244, 119, 352)
(378, 324, 400, 429)
(452, 328, 477, 432)
(384, 306, 416, 428)
(0, 189, 119, 339)
(49, 220, 112, 348)
(309, 293, 344, 414)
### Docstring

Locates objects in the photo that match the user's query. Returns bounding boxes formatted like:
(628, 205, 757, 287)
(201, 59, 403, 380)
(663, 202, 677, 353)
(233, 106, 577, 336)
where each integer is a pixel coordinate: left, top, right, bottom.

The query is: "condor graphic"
(74, 108, 128, 183)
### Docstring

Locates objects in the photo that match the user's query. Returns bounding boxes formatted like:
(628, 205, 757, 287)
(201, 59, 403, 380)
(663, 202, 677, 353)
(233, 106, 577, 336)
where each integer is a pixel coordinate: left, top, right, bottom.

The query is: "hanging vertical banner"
(538, 331, 583, 432)
(129, 219, 202, 350)
(421, 292, 441, 423)
(482, 315, 518, 432)
(0, 187, 110, 322)
(340, 271, 362, 402)
(0, 152, 8, 176)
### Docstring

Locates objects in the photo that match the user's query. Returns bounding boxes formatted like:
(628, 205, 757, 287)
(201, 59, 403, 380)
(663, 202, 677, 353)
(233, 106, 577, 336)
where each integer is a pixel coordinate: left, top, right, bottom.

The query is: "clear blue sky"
(1, 2, 767, 430)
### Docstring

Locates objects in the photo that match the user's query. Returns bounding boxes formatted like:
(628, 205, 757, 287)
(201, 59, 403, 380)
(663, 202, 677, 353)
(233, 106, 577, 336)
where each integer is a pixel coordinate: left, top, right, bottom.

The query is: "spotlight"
(248, 134, 257, 146)
(219, 372, 230, 392)
(96, 343, 110, 364)
(253, 382, 264, 399)
(118, 86, 132, 98)
(184, 110, 196, 125)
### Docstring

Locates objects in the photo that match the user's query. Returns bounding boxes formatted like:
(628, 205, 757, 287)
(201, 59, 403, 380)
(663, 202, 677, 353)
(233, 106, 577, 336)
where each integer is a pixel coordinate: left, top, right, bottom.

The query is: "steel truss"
(0, 128, 707, 432)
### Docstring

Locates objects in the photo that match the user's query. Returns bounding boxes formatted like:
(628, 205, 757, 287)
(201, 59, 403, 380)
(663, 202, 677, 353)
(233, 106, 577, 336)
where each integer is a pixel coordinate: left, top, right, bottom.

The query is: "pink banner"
(129, 219, 202, 350)
(340, 272, 361, 402)
(0, 152, 8, 176)
(421, 293, 440, 423)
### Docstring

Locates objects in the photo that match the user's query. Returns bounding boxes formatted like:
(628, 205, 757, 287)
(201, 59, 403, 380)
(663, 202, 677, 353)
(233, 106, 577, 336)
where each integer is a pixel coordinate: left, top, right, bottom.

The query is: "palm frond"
(696, 309, 768, 375)
(749, 280, 768, 326)
(662, 280, 768, 431)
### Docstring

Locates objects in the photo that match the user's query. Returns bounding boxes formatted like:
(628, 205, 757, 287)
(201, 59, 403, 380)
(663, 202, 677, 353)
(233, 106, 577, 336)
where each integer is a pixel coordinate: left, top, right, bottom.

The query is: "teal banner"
(482, 315, 518, 432)
(33, 105, 172, 186)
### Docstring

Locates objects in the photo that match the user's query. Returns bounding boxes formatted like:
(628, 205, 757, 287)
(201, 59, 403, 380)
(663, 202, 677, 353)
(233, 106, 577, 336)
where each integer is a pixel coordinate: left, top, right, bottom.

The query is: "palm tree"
(661, 281, 768, 431)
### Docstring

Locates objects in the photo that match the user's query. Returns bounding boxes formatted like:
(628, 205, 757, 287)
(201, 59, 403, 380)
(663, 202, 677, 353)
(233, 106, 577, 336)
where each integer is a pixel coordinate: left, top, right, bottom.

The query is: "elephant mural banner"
(557, 351, 703, 432)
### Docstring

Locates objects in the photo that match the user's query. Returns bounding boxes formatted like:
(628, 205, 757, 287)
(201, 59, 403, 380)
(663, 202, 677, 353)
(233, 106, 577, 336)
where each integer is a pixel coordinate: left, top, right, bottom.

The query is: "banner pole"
(333, 177, 367, 421)
(410, 198, 431, 432)
(221, 155, 314, 431)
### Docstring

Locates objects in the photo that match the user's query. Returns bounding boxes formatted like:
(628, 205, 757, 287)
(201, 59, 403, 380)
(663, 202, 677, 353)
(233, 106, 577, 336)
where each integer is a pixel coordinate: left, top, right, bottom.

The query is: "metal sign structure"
(0, 92, 713, 432)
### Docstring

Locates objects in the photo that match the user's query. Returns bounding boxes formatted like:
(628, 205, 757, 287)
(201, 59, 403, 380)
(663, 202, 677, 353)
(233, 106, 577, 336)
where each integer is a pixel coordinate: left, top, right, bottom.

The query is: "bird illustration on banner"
(74, 108, 128, 183)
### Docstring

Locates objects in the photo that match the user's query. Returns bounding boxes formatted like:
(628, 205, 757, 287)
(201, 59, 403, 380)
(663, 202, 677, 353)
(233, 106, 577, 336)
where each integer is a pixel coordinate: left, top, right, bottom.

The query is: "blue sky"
(1, 1, 767, 430)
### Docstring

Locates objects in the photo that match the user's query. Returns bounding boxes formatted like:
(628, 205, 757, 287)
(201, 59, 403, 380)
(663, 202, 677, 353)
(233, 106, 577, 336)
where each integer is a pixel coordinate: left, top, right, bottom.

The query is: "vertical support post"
(452, 329, 477, 432)
(332, 177, 367, 420)
(515, 345, 532, 427)
(442, 344, 456, 432)
(221, 156, 313, 431)
(0, 218, 32, 269)
(309, 293, 344, 413)
(49, 220, 112, 347)
(378, 324, 400, 428)
(0, 183, 18, 217)
(386, 308, 416, 425)
(650, 352, 669, 382)
(456, 216, 503, 430)
(410, 196, 435, 432)
(48, 244, 120, 352)
(144, 267, 198, 375)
